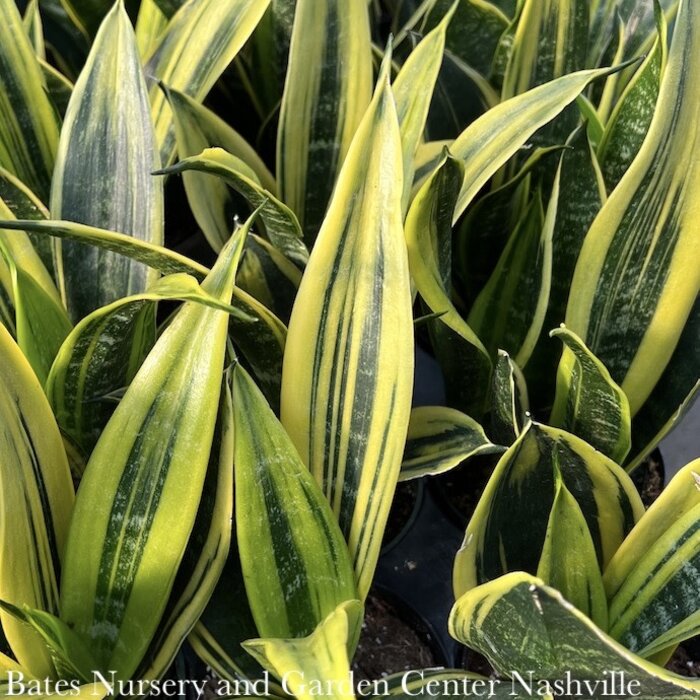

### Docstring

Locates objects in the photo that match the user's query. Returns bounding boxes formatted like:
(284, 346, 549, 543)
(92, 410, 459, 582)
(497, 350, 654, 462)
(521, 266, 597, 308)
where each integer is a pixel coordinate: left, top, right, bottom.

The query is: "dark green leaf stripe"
(450, 573, 700, 699)
(0, 166, 56, 280)
(0, 0, 60, 204)
(0, 323, 74, 678)
(405, 153, 492, 418)
(524, 126, 605, 408)
(550, 327, 632, 464)
(598, 9, 667, 191)
(490, 350, 529, 445)
(237, 233, 301, 323)
(401, 406, 504, 481)
(453, 422, 644, 597)
(422, 0, 508, 77)
(281, 62, 414, 599)
(277, 0, 372, 244)
(145, 0, 270, 164)
(605, 461, 700, 658)
(566, 0, 700, 416)
(51, 1, 164, 322)
(135, 380, 233, 685)
(467, 185, 553, 367)
(60, 227, 247, 679)
(160, 148, 308, 267)
(234, 365, 357, 640)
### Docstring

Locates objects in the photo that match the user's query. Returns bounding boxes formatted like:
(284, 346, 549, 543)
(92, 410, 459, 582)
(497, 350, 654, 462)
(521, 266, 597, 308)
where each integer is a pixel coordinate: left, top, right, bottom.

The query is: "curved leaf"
(467, 184, 554, 368)
(598, 7, 668, 191)
(449, 65, 628, 220)
(550, 327, 631, 463)
(242, 601, 362, 700)
(160, 147, 308, 266)
(393, 5, 454, 212)
(405, 152, 492, 417)
(59, 227, 245, 679)
(422, 0, 509, 77)
(0, 0, 60, 203)
(605, 461, 700, 657)
(537, 477, 609, 630)
(453, 422, 644, 597)
(0, 324, 74, 678)
(450, 572, 700, 699)
(565, 0, 700, 415)
(146, 0, 271, 164)
(490, 350, 529, 445)
(401, 406, 504, 481)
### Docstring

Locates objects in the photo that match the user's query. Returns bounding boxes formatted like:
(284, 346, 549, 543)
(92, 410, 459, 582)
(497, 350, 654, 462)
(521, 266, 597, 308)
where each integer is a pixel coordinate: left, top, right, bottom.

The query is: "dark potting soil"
(631, 451, 665, 508)
(352, 591, 438, 682)
(430, 453, 500, 529)
(382, 481, 420, 547)
(666, 644, 700, 677)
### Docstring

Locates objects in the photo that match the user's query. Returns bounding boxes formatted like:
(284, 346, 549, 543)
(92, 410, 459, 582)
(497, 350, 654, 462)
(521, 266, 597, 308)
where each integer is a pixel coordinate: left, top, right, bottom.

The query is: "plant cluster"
(0, 0, 698, 699)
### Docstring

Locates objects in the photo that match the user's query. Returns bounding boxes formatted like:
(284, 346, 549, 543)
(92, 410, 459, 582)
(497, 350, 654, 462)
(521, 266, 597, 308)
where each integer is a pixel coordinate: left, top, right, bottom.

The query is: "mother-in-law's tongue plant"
(0, 0, 699, 698)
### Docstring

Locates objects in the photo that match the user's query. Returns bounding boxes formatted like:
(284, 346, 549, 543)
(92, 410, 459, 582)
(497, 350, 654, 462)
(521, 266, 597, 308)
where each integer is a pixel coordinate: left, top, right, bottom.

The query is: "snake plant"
(0, 0, 698, 698)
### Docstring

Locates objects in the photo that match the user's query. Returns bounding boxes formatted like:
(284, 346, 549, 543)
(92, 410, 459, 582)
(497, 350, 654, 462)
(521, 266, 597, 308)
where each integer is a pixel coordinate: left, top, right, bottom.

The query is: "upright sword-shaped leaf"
(0, 0, 60, 204)
(0, 324, 74, 678)
(280, 60, 414, 599)
(59, 222, 248, 680)
(565, 0, 700, 416)
(277, 0, 372, 245)
(51, 1, 164, 322)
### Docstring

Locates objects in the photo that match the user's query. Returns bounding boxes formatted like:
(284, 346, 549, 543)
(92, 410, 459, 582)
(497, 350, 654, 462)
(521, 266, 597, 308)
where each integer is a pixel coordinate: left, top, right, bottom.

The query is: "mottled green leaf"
(59, 226, 246, 679)
(450, 572, 700, 699)
(565, 0, 700, 415)
(453, 422, 644, 597)
(490, 350, 529, 445)
(401, 406, 504, 481)
(550, 327, 631, 463)
(51, 1, 164, 321)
